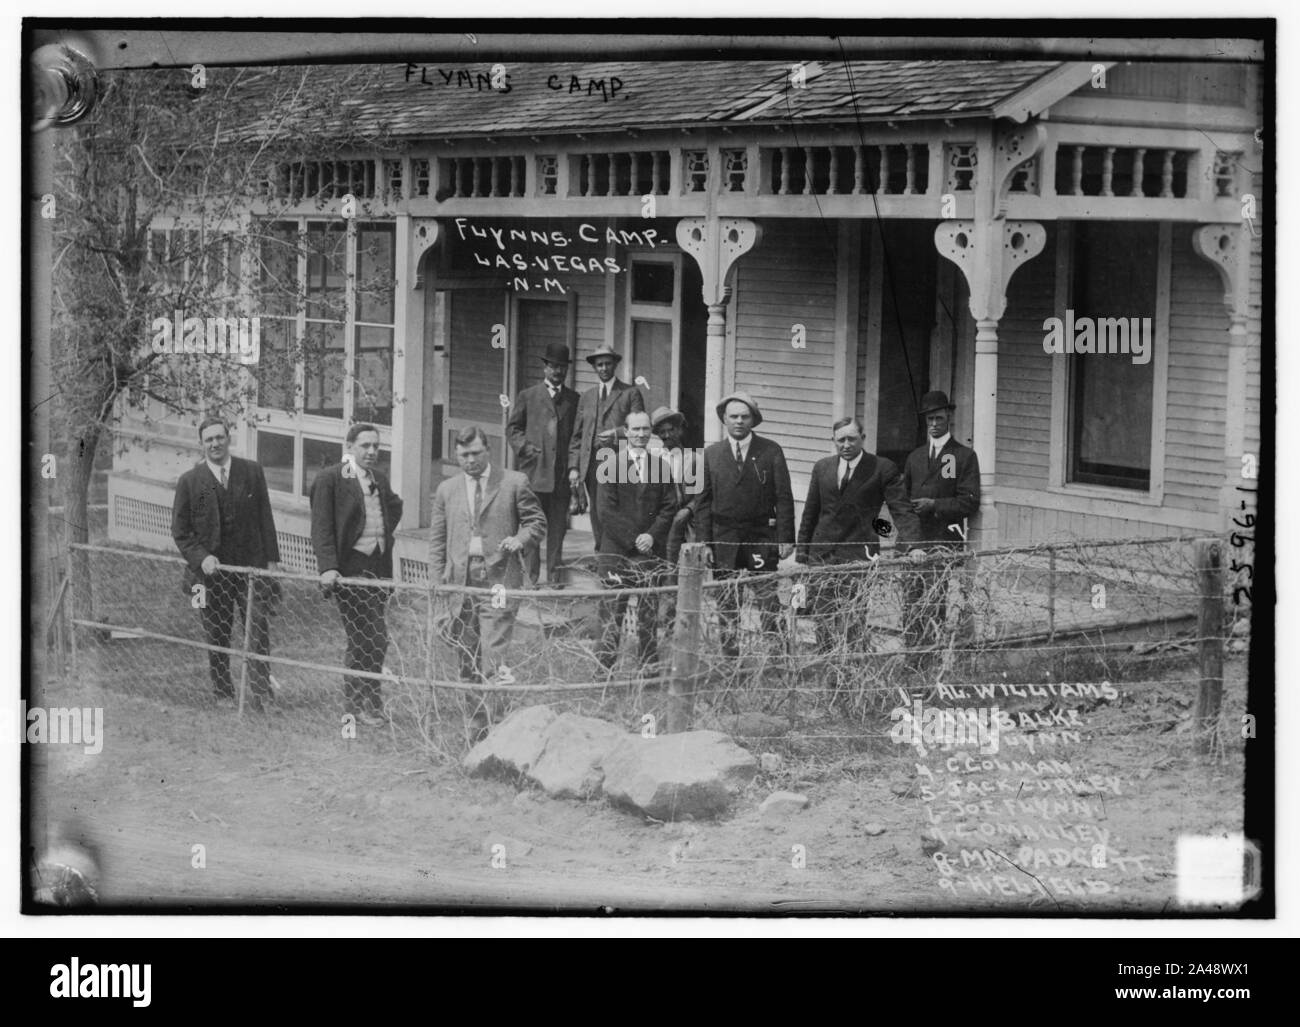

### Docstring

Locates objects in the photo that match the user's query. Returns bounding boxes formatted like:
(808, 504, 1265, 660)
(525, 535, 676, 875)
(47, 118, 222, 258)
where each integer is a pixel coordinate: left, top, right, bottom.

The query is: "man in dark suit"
(172, 417, 281, 710)
(797, 416, 923, 654)
(595, 410, 678, 673)
(310, 423, 404, 727)
(567, 345, 645, 549)
(506, 342, 578, 585)
(901, 391, 982, 652)
(695, 391, 796, 658)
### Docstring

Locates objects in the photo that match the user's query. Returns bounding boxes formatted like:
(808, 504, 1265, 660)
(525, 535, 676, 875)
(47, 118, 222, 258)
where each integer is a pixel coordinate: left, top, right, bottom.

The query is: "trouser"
(527, 484, 570, 584)
(199, 569, 272, 701)
(903, 548, 967, 652)
(584, 462, 603, 549)
(596, 552, 660, 669)
(334, 548, 392, 717)
(712, 539, 782, 656)
(805, 562, 872, 657)
(446, 556, 516, 682)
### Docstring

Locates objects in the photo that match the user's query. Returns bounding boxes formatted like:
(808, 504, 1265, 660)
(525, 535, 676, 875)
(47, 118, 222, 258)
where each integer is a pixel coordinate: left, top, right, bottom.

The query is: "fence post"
(668, 543, 707, 734)
(237, 572, 257, 717)
(1047, 546, 1057, 644)
(1193, 539, 1224, 753)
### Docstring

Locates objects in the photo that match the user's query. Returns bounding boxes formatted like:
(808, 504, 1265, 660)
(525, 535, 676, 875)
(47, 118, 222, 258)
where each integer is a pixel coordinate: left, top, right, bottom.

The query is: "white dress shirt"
(928, 433, 952, 460)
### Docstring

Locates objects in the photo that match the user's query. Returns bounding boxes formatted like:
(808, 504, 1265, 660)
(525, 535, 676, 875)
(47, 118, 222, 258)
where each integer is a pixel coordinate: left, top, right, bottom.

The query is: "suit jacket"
(596, 449, 678, 559)
(429, 466, 547, 587)
(506, 381, 578, 495)
(567, 378, 645, 483)
(797, 452, 921, 564)
(902, 437, 981, 545)
(309, 462, 404, 576)
(172, 457, 279, 581)
(696, 433, 796, 570)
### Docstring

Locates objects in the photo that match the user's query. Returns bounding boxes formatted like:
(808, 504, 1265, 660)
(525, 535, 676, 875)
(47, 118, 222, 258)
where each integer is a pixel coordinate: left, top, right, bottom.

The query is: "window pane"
(356, 223, 395, 324)
(631, 262, 674, 304)
(1068, 222, 1157, 489)
(631, 319, 673, 415)
(303, 321, 346, 418)
(259, 222, 299, 317)
(305, 222, 346, 321)
(301, 438, 342, 497)
(256, 430, 295, 493)
(353, 325, 393, 426)
(257, 317, 297, 412)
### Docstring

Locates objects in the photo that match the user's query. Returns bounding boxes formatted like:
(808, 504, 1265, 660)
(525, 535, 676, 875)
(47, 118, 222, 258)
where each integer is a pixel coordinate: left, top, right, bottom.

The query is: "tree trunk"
(64, 425, 102, 654)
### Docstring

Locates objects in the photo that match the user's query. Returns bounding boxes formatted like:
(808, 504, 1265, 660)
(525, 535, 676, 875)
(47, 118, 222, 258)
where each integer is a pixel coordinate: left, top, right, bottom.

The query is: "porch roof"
(234, 60, 1066, 141)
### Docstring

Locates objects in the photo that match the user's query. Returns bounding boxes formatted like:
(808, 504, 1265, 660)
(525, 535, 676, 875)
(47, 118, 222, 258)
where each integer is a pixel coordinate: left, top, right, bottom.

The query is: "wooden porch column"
(399, 217, 441, 527)
(933, 122, 1048, 546)
(1191, 224, 1254, 526)
(676, 217, 761, 443)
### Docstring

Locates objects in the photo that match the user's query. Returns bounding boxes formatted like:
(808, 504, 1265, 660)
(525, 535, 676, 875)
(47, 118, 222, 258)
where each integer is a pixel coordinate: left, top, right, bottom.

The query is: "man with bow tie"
(567, 345, 645, 550)
(594, 410, 677, 674)
(796, 416, 922, 655)
(506, 342, 578, 585)
(310, 423, 404, 727)
(901, 391, 982, 653)
(172, 417, 281, 710)
(695, 391, 795, 659)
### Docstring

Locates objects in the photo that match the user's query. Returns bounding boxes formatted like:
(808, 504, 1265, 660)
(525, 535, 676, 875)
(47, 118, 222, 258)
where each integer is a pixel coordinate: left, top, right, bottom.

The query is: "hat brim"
(919, 403, 955, 415)
(652, 413, 685, 429)
(715, 400, 763, 427)
(585, 352, 623, 366)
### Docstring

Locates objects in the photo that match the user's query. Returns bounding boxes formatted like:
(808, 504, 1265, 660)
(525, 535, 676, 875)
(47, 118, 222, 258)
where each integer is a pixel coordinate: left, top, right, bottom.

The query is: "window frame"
(1047, 220, 1170, 506)
(624, 252, 683, 413)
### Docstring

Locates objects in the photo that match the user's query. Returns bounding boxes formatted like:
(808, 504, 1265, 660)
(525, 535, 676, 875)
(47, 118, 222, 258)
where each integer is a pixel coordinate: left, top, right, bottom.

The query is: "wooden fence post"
(237, 572, 257, 717)
(1194, 539, 1224, 753)
(668, 543, 707, 734)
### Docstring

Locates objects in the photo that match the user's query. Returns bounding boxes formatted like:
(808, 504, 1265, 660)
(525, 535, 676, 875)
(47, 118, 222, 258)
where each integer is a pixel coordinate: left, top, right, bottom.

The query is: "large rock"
(601, 730, 758, 820)
(462, 705, 557, 778)
(759, 790, 809, 823)
(527, 713, 627, 799)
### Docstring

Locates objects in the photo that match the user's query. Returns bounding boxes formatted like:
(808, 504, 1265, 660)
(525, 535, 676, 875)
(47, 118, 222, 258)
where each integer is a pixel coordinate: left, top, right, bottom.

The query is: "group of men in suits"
(171, 356, 979, 723)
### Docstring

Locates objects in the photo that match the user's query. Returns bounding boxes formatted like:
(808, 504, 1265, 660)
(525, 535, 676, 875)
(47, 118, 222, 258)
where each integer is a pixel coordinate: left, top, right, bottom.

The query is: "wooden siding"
(732, 219, 839, 500)
(994, 223, 1059, 489)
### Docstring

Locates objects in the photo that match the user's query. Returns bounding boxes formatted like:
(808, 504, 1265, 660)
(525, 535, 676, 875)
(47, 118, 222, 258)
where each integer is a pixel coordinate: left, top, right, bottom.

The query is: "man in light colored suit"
(567, 345, 645, 549)
(506, 342, 578, 584)
(430, 427, 547, 714)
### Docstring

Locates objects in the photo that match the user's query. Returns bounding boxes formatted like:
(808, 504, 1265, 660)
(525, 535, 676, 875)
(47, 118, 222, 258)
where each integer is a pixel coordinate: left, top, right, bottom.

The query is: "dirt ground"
(30, 655, 1249, 915)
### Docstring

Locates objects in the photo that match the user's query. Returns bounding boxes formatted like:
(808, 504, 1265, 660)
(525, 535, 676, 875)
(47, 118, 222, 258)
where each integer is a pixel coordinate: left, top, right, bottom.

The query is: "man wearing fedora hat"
(695, 391, 795, 658)
(902, 391, 982, 652)
(567, 345, 645, 549)
(507, 342, 579, 584)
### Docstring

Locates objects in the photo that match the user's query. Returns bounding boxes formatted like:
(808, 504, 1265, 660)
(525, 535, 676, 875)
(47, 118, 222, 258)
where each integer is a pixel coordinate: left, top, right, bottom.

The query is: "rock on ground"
(462, 705, 558, 779)
(527, 713, 627, 799)
(759, 790, 809, 823)
(601, 730, 758, 821)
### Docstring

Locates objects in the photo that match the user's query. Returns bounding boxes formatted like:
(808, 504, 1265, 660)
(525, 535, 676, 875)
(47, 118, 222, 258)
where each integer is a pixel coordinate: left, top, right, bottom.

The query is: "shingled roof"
(221, 59, 1067, 142)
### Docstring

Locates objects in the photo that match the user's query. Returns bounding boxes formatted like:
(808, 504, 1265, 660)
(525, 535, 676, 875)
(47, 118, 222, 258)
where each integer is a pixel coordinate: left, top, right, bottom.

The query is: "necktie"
(631, 455, 642, 483)
(219, 466, 228, 490)
(840, 463, 851, 493)
(734, 442, 744, 475)
(600, 384, 608, 403)
(472, 476, 483, 531)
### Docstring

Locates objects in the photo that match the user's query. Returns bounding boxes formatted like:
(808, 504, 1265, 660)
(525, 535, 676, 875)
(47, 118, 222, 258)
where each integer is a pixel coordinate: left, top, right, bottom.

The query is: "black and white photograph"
(20, 21, 1274, 921)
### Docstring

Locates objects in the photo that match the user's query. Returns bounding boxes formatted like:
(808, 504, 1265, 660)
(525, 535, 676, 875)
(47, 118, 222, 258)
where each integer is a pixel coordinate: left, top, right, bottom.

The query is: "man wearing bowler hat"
(902, 391, 981, 653)
(695, 391, 795, 658)
(507, 342, 579, 584)
(567, 345, 645, 549)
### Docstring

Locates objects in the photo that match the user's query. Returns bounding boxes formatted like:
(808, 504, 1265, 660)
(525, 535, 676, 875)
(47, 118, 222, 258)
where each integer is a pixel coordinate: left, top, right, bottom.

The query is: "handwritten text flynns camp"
(454, 218, 663, 294)
(403, 64, 627, 102)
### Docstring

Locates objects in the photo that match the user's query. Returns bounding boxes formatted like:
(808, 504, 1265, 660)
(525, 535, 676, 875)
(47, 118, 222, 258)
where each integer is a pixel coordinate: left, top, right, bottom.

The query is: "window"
(626, 256, 681, 417)
(1065, 222, 1160, 491)
(255, 218, 396, 496)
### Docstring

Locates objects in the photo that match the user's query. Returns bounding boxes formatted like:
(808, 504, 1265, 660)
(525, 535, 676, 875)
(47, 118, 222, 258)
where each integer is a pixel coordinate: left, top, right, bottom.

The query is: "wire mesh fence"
(56, 534, 1242, 762)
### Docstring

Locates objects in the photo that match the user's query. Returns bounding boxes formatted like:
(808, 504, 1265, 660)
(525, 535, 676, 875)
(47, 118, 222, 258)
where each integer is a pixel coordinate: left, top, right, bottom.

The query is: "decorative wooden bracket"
(412, 218, 441, 289)
(676, 216, 762, 306)
(993, 122, 1047, 217)
(934, 220, 1045, 323)
(1191, 224, 1250, 324)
